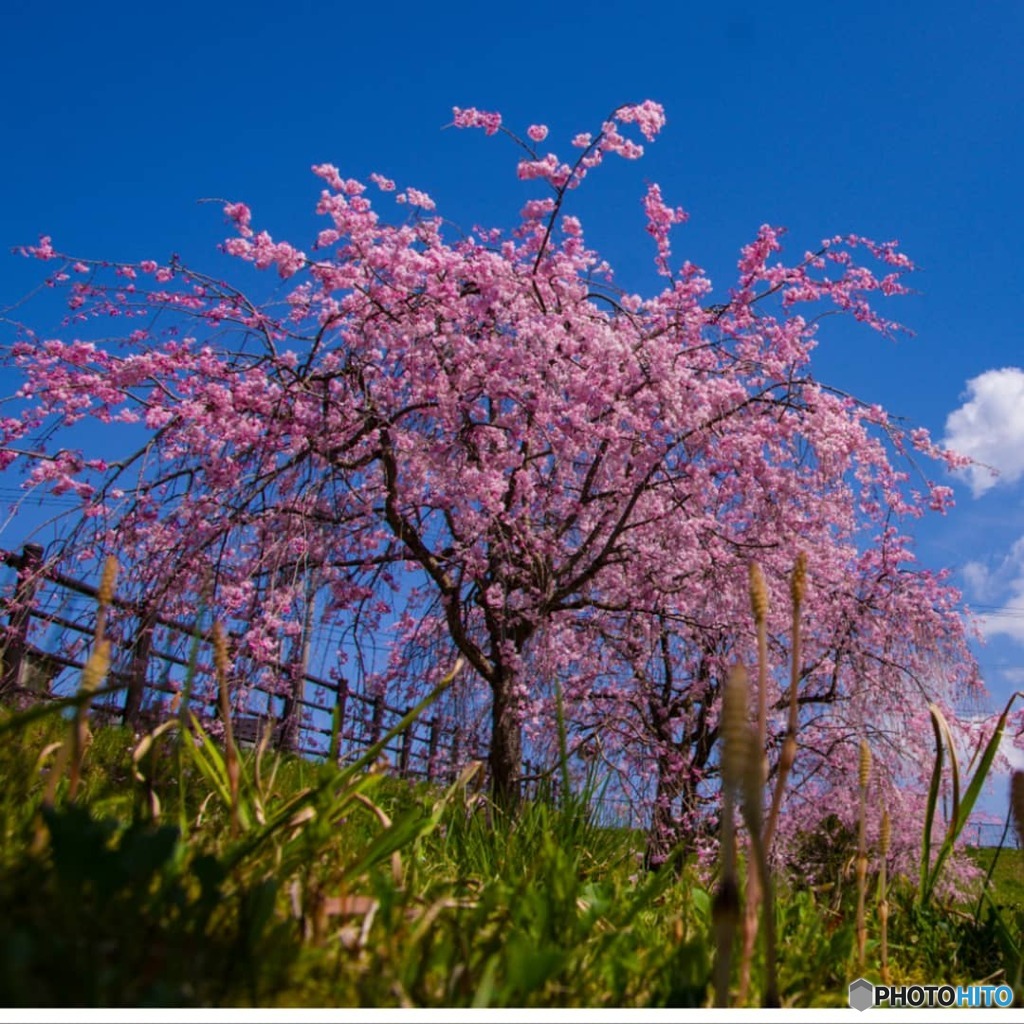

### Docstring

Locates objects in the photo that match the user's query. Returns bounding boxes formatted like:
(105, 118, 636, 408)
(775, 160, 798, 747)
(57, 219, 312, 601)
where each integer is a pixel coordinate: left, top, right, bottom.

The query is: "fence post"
(1, 543, 45, 698)
(334, 677, 349, 765)
(398, 710, 413, 777)
(122, 604, 156, 729)
(277, 661, 304, 752)
(450, 725, 462, 784)
(426, 718, 439, 782)
(369, 694, 384, 747)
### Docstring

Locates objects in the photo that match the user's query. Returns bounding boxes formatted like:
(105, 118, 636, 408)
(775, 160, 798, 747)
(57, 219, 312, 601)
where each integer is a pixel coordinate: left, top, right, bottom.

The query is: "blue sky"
(3, 2, 1024, 805)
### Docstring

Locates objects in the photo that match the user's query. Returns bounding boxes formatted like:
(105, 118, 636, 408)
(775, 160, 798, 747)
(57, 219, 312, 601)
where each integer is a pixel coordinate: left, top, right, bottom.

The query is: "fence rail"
(14, 543, 1009, 842)
(966, 821, 1021, 850)
(0, 543, 491, 787)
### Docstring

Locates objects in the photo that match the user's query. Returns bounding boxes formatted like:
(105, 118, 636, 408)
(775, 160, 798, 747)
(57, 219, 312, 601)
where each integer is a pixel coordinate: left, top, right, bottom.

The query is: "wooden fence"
(0, 543, 487, 786)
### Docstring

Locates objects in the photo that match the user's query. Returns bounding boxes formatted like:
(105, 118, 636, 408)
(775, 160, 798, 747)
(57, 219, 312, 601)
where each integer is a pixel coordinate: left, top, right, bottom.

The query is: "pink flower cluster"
(452, 106, 502, 135)
(642, 182, 688, 276)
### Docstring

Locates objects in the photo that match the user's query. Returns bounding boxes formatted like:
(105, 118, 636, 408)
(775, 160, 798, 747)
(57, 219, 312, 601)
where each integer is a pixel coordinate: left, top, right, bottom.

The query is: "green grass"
(969, 847, 1024, 908)
(0, 704, 1020, 1008)
(0, 709, 697, 1007)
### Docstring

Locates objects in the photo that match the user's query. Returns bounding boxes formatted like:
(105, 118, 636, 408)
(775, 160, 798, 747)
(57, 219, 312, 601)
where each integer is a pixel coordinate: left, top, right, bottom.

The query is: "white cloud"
(944, 367, 1024, 497)
(966, 537, 1024, 644)
(962, 560, 994, 601)
(980, 594, 1024, 644)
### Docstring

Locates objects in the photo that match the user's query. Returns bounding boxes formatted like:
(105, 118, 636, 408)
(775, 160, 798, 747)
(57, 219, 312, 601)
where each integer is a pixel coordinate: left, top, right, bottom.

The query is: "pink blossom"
(452, 106, 502, 136)
(616, 99, 667, 141)
(21, 235, 56, 260)
(311, 163, 345, 191)
(399, 187, 436, 211)
(642, 182, 688, 276)
(516, 154, 570, 185)
(223, 202, 253, 238)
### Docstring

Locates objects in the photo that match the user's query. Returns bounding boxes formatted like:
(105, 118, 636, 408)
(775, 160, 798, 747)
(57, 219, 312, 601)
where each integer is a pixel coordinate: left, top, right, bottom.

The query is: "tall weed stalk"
(919, 692, 1023, 905)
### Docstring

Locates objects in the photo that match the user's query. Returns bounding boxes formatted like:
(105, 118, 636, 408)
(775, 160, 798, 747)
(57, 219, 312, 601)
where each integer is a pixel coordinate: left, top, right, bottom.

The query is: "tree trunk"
(489, 676, 522, 809)
(645, 750, 687, 870)
(645, 721, 712, 871)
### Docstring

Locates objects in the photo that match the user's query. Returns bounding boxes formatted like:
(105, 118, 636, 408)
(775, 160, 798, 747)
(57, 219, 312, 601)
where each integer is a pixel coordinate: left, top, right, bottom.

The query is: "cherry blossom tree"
(0, 102, 984, 859)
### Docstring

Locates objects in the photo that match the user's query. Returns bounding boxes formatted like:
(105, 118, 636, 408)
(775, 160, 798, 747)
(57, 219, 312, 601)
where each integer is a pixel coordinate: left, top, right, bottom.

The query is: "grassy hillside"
(0, 700, 1020, 1008)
